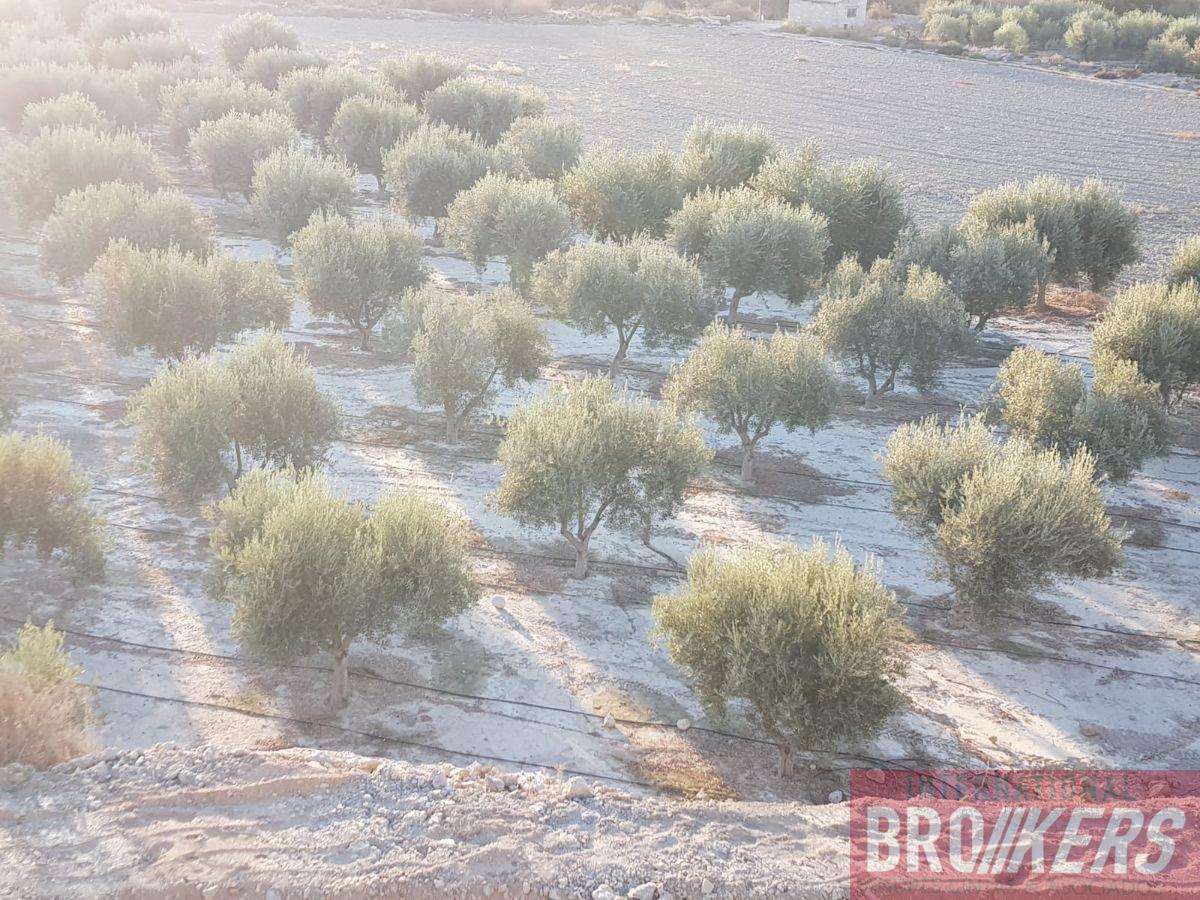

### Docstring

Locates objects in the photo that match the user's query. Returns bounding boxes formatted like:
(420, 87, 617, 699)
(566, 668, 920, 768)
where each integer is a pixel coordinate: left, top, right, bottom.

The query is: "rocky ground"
(0, 745, 848, 899)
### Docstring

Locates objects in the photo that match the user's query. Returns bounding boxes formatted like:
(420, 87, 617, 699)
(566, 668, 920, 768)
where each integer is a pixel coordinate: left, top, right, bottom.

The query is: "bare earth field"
(3, 12, 1200, 899)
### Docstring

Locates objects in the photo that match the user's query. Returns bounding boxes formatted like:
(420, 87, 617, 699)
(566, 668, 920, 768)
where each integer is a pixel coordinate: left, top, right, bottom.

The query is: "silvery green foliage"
(20, 91, 110, 134)
(444, 173, 573, 292)
(91, 242, 290, 359)
(160, 76, 282, 147)
(677, 119, 777, 195)
(881, 417, 1121, 615)
(94, 32, 197, 70)
(327, 95, 423, 187)
(0, 309, 22, 427)
(239, 47, 327, 90)
(0, 62, 151, 129)
(652, 539, 905, 775)
(812, 258, 971, 404)
(1167, 234, 1200, 287)
(752, 142, 909, 268)
(409, 288, 549, 442)
(963, 176, 1138, 307)
(380, 51, 466, 104)
(669, 185, 829, 319)
(208, 469, 478, 706)
(218, 12, 299, 70)
(560, 147, 682, 241)
(278, 65, 391, 139)
(291, 213, 427, 350)
(533, 238, 713, 377)
(1093, 279, 1200, 406)
(893, 219, 1049, 330)
(190, 110, 301, 200)
(423, 75, 544, 146)
(129, 58, 217, 108)
(249, 148, 357, 244)
(78, 3, 172, 48)
(991, 346, 1085, 450)
(663, 324, 837, 481)
(0, 431, 106, 578)
(0, 125, 163, 222)
(495, 115, 582, 180)
(492, 375, 712, 577)
(128, 333, 338, 496)
(39, 181, 215, 282)
(381, 122, 491, 222)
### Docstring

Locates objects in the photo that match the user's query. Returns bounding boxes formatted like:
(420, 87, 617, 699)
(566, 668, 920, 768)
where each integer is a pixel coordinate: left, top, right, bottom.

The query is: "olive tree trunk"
(330, 642, 351, 709)
(561, 526, 591, 578)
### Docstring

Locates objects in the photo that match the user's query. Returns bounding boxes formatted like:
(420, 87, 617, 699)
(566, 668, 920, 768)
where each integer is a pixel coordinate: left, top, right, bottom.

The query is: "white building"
(787, 0, 864, 30)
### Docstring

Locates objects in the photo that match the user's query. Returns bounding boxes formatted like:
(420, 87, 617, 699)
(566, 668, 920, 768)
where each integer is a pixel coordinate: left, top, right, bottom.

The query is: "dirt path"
(174, 12, 1200, 278)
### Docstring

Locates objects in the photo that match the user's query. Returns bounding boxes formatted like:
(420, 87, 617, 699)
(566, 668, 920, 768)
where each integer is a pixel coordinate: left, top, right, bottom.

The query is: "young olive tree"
(669, 186, 829, 321)
(94, 33, 197, 71)
(39, 182, 215, 282)
(444, 174, 574, 292)
(881, 417, 1121, 616)
(20, 91, 111, 134)
(532, 238, 713, 377)
(652, 540, 905, 776)
(752, 143, 910, 268)
(560, 147, 682, 241)
(495, 115, 582, 180)
(410, 289, 549, 442)
(664, 324, 837, 482)
(128, 333, 338, 495)
(249, 148, 358, 244)
(209, 470, 478, 708)
(0, 62, 150, 130)
(92, 243, 290, 358)
(278, 65, 391, 140)
(423, 75, 544, 146)
(1093, 280, 1200, 406)
(1, 126, 163, 222)
(1168, 235, 1200, 287)
(812, 258, 971, 406)
(381, 122, 491, 228)
(160, 76, 282, 148)
(291, 213, 428, 350)
(893, 220, 1049, 330)
(239, 48, 327, 90)
(0, 431, 106, 578)
(380, 51, 466, 104)
(218, 11, 299, 70)
(493, 376, 712, 577)
(990, 347, 1083, 450)
(190, 110, 301, 201)
(79, 3, 172, 48)
(962, 176, 1138, 309)
(327, 95, 423, 192)
(677, 119, 777, 195)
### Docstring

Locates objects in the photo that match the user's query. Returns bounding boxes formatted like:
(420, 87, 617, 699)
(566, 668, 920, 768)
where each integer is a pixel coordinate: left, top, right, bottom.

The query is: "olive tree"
(963, 176, 1138, 309)
(218, 11, 299, 70)
(532, 238, 713, 377)
(239, 47, 326, 90)
(752, 143, 910, 268)
(190, 110, 301, 201)
(0, 310, 22, 426)
(160, 76, 282, 148)
(249, 148, 357, 243)
(20, 91, 110, 134)
(423, 75, 544, 146)
(291, 213, 428, 350)
(1168, 235, 1200, 287)
(652, 540, 905, 776)
(0, 62, 150, 130)
(495, 115, 582, 180)
(893, 220, 1049, 330)
(39, 182, 215, 282)
(881, 417, 1121, 616)
(560, 147, 682, 241)
(664, 325, 837, 481)
(444, 174, 574, 292)
(410, 289, 549, 442)
(669, 186, 829, 321)
(128, 333, 338, 495)
(327, 95, 423, 192)
(95, 33, 197, 70)
(1093, 280, 1200, 406)
(493, 376, 711, 577)
(381, 122, 491, 228)
(1, 125, 163, 222)
(278, 65, 390, 139)
(812, 258, 971, 406)
(0, 431, 105, 578)
(990, 347, 1084, 450)
(79, 3, 171, 47)
(91, 243, 290, 358)
(677, 119, 777, 195)
(209, 470, 478, 708)
(380, 51, 466, 104)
